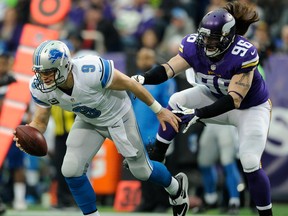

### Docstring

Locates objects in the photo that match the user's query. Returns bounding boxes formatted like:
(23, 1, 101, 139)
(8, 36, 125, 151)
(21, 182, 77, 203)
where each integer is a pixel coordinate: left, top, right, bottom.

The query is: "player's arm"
(132, 54, 190, 85)
(13, 104, 50, 149)
(108, 69, 181, 132)
(28, 105, 51, 134)
(228, 69, 254, 108)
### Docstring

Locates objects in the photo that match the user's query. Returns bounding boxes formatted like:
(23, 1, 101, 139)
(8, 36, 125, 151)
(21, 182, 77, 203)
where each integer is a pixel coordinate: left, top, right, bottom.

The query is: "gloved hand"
(172, 103, 200, 133)
(131, 75, 145, 85)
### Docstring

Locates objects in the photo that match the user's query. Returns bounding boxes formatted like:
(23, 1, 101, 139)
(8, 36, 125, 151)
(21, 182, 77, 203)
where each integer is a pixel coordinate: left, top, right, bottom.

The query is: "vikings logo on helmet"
(48, 49, 67, 64)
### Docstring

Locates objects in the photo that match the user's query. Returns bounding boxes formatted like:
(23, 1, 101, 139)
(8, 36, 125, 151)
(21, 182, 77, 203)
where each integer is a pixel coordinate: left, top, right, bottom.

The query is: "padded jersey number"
(185, 34, 231, 95)
(81, 65, 96, 73)
(195, 73, 230, 95)
(231, 40, 253, 57)
(72, 105, 101, 118)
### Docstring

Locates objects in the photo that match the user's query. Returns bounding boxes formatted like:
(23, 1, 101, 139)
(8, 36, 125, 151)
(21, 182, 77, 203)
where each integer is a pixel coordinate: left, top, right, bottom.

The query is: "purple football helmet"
(196, 9, 236, 57)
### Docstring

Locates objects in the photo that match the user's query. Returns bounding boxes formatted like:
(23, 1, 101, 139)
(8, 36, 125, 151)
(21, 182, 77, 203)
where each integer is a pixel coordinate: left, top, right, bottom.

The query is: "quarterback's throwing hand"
(172, 103, 200, 133)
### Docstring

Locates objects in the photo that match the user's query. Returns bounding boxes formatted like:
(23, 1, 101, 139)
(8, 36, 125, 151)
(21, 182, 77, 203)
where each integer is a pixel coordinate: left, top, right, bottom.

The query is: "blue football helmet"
(32, 40, 72, 92)
(196, 9, 236, 57)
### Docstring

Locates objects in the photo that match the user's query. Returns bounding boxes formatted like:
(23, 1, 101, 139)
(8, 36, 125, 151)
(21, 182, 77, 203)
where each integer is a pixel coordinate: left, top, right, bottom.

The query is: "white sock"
(85, 210, 100, 216)
(26, 170, 40, 186)
(229, 197, 240, 207)
(204, 192, 218, 205)
(14, 182, 26, 203)
(164, 177, 179, 196)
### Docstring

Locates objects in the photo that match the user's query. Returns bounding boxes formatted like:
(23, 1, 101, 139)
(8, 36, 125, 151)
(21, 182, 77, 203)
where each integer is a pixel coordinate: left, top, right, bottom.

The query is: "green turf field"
(3, 203, 288, 216)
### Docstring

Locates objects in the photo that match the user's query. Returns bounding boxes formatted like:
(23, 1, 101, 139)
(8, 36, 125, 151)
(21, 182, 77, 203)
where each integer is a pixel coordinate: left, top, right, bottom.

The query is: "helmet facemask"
(33, 67, 65, 93)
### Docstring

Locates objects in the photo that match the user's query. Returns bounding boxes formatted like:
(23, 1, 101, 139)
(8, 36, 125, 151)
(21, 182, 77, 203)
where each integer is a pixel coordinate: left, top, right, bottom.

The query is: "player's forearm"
(29, 107, 51, 134)
(131, 83, 163, 113)
(141, 65, 168, 85)
(29, 121, 47, 134)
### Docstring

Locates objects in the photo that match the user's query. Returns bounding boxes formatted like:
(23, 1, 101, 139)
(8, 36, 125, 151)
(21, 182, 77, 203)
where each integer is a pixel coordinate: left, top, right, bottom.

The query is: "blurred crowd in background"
(0, 0, 288, 215)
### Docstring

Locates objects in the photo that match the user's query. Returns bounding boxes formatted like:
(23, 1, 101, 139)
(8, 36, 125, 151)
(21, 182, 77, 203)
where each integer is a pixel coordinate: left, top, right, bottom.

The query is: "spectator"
(50, 106, 76, 209)
(82, 3, 122, 53)
(158, 7, 196, 59)
(132, 47, 177, 212)
(0, 52, 26, 210)
(0, 51, 16, 214)
(250, 21, 275, 63)
(276, 24, 288, 53)
(0, 7, 23, 55)
(196, 124, 241, 215)
(114, 0, 156, 50)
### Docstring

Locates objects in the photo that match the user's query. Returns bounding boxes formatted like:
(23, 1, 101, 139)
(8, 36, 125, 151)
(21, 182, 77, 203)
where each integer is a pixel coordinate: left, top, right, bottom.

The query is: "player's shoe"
(169, 172, 189, 216)
(227, 204, 240, 215)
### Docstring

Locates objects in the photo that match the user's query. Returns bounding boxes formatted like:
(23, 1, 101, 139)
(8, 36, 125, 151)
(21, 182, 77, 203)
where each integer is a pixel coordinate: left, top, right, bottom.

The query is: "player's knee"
(61, 155, 82, 177)
(198, 156, 213, 167)
(169, 92, 184, 109)
(126, 160, 151, 181)
(131, 168, 150, 181)
(240, 153, 260, 173)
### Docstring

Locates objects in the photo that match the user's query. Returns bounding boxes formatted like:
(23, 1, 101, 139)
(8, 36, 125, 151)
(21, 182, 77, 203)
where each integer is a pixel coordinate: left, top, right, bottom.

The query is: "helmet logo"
(48, 49, 67, 64)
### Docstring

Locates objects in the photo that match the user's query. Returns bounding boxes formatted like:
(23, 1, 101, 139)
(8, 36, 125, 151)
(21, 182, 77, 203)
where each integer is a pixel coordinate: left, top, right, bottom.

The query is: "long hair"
(223, 1, 259, 36)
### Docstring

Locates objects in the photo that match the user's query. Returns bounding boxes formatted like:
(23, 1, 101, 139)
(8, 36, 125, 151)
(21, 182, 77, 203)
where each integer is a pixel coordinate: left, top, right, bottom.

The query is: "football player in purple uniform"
(132, 2, 273, 216)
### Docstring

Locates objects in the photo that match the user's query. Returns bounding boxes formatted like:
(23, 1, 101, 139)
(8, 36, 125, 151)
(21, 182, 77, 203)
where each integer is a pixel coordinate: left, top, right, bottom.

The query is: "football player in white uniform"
(13, 40, 190, 216)
(132, 2, 273, 216)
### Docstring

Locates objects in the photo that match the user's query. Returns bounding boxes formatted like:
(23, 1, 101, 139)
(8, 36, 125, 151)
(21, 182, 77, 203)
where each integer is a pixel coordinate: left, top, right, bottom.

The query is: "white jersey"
(29, 55, 131, 127)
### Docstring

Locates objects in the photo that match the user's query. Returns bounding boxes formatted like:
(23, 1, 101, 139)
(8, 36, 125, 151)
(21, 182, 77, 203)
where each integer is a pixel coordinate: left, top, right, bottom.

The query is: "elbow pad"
(143, 65, 168, 85)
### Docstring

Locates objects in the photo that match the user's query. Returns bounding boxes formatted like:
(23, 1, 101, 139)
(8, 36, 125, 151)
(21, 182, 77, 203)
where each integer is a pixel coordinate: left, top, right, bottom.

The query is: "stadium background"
(0, 0, 287, 215)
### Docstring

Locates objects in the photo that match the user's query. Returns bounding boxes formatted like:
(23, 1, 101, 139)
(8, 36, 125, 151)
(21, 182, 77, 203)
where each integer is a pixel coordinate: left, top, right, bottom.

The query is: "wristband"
(149, 100, 163, 114)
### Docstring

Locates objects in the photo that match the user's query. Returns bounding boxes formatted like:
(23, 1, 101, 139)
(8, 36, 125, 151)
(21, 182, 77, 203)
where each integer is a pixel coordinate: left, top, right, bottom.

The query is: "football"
(15, 125, 48, 156)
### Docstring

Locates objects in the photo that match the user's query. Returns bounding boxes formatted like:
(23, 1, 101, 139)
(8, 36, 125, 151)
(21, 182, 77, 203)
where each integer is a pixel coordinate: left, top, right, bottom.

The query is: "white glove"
(172, 103, 200, 133)
(131, 75, 145, 85)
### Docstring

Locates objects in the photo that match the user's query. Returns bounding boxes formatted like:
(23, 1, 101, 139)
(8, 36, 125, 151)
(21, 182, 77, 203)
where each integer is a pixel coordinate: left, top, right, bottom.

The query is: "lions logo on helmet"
(196, 9, 236, 58)
(32, 40, 72, 93)
(49, 49, 68, 64)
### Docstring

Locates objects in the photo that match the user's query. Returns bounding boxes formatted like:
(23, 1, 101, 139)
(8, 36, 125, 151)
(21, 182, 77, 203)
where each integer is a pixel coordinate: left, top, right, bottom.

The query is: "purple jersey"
(179, 34, 269, 109)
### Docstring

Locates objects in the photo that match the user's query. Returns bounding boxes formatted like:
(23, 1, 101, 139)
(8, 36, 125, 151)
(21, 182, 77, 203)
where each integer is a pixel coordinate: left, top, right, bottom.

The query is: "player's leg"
(218, 125, 241, 213)
(150, 85, 216, 162)
(62, 117, 105, 216)
(109, 109, 189, 216)
(197, 124, 219, 207)
(7, 141, 27, 210)
(232, 101, 272, 216)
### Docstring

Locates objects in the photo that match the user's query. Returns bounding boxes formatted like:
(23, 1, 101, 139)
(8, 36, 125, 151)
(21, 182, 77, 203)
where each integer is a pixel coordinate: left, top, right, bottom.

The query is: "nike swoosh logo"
(177, 204, 188, 216)
(251, 50, 256, 55)
(111, 125, 120, 128)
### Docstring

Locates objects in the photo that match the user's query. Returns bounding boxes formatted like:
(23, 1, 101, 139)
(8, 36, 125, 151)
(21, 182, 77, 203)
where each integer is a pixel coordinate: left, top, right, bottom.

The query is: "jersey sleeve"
(98, 57, 114, 88)
(178, 34, 198, 67)
(234, 38, 259, 75)
(75, 55, 115, 90)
